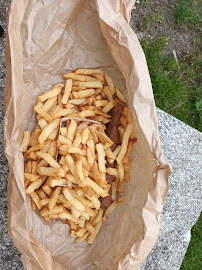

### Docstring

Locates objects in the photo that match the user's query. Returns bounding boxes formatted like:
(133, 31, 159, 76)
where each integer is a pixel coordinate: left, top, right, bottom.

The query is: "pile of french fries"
(21, 68, 136, 244)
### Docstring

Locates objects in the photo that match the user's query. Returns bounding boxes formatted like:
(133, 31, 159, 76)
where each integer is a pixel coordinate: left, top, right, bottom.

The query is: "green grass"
(173, 0, 202, 30)
(181, 213, 202, 270)
(145, 13, 164, 29)
(141, 36, 202, 132)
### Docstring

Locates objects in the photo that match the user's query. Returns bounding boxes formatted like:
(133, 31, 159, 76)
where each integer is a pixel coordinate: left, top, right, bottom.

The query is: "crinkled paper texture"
(4, 0, 171, 269)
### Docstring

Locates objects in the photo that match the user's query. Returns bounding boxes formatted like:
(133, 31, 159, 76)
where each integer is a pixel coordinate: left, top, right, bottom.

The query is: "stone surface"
(0, 2, 201, 270)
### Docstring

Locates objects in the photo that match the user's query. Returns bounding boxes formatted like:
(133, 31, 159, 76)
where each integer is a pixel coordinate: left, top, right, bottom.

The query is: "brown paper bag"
(4, 0, 172, 269)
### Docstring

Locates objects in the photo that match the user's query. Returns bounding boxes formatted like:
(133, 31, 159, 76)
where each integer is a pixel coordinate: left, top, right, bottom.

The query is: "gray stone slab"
(0, 2, 201, 270)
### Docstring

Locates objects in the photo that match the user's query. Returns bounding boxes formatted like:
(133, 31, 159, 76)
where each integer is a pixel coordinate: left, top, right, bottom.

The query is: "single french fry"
(24, 173, 40, 182)
(75, 231, 89, 243)
(118, 125, 125, 140)
(113, 145, 121, 158)
(111, 182, 118, 201)
(92, 162, 101, 181)
(48, 126, 59, 140)
(37, 167, 66, 177)
(72, 86, 86, 91)
(86, 147, 95, 167)
(49, 186, 62, 210)
(79, 109, 95, 118)
(96, 143, 106, 173)
(47, 177, 67, 187)
(102, 101, 114, 114)
(71, 206, 81, 219)
(85, 222, 95, 234)
(72, 131, 81, 147)
(60, 127, 68, 137)
(57, 93, 63, 108)
(75, 160, 85, 182)
(62, 73, 98, 82)
(38, 85, 63, 102)
(69, 98, 86, 105)
(87, 222, 102, 244)
(38, 189, 48, 199)
(38, 119, 48, 130)
(73, 89, 96, 99)
(30, 191, 42, 209)
(103, 197, 123, 222)
(36, 152, 61, 168)
(81, 127, 90, 145)
(76, 227, 87, 237)
(84, 177, 108, 198)
(76, 123, 88, 131)
(25, 177, 45, 194)
(40, 198, 50, 206)
(57, 211, 75, 222)
(73, 81, 103, 89)
(67, 119, 77, 141)
(92, 208, 103, 225)
(38, 118, 61, 144)
(52, 108, 72, 119)
(115, 87, 126, 103)
(21, 131, 30, 152)
(61, 79, 72, 104)
(63, 188, 86, 212)
(80, 211, 90, 220)
(79, 216, 86, 228)
(105, 73, 115, 95)
(40, 205, 64, 217)
(58, 135, 72, 145)
(88, 126, 99, 144)
(117, 123, 133, 164)
(42, 185, 52, 196)
(103, 86, 113, 102)
(95, 100, 108, 107)
(74, 68, 104, 76)
(59, 145, 86, 156)
(65, 154, 76, 177)
(117, 161, 124, 181)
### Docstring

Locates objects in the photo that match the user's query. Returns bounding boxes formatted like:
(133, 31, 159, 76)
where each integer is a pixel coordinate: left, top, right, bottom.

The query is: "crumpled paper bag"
(4, 0, 172, 269)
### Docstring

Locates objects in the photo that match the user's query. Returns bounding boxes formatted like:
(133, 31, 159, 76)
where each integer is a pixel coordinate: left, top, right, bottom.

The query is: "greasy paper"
(4, 0, 172, 269)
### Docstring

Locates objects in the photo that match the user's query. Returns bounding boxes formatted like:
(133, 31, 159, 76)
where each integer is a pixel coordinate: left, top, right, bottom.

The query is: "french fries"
(22, 68, 136, 245)
(21, 131, 30, 152)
